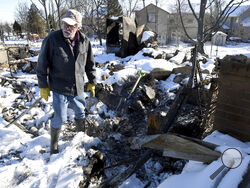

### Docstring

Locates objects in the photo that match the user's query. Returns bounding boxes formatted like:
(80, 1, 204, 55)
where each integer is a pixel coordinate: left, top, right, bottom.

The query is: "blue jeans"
(51, 92, 86, 129)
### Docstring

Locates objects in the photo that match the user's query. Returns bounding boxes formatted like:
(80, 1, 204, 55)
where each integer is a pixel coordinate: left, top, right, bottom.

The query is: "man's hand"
(40, 88, 50, 101)
(87, 83, 95, 97)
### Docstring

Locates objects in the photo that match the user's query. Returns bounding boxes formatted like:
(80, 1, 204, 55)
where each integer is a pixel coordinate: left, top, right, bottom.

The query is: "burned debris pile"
(3, 43, 249, 187)
(0, 44, 39, 76)
(0, 75, 47, 136)
(77, 46, 220, 187)
(106, 16, 159, 58)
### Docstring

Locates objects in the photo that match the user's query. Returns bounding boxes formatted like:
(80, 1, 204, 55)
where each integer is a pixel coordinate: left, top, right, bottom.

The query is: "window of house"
(170, 19, 175, 24)
(148, 13, 156, 23)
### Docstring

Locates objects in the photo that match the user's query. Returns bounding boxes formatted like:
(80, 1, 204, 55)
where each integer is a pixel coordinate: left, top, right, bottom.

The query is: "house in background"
(135, 4, 171, 45)
(135, 3, 198, 46)
(136, 3, 250, 45)
(223, 4, 250, 41)
(169, 12, 198, 42)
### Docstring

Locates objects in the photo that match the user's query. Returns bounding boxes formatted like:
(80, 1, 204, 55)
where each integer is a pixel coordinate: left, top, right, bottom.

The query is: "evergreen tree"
(13, 21, 22, 36)
(27, 3, 46, 36)
(106, 0, 123, 17)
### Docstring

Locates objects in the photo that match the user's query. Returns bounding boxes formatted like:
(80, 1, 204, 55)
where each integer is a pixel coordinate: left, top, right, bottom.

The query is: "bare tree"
(15, 2, 30, 35)
(66, 0, 84, 10)
(120, 0, 140, 17)
(205, 0, 226, 36)
(54, 0, 67, 29)
(169, 0, 187, 46)
(80, 0, 106, 45)
(177, 0, 248, 54)
(37, 0, 50, 32)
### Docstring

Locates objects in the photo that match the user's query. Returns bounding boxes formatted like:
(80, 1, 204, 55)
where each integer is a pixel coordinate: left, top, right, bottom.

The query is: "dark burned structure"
(214, 55, 250, 141)
(106, 17, 139, 58)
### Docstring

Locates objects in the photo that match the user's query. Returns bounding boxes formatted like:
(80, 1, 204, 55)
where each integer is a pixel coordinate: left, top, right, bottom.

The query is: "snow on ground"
(158, 131, 250, 188)
(0, 38, 249, 188)
(204, 41, 250, 59)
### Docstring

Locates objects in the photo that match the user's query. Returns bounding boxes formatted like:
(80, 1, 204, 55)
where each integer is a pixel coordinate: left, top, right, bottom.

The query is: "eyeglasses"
(63, 22, 77, 29)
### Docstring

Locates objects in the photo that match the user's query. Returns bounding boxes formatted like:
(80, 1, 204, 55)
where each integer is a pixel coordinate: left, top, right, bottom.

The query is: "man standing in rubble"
(36, 9, 96, 155)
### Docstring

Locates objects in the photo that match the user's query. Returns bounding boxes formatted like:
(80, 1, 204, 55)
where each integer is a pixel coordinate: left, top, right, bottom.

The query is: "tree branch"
(205, 0, 216, 9)
(203, 0, 246, 42)
(187, 0, 198, 21)
(177, 0, 196, 43)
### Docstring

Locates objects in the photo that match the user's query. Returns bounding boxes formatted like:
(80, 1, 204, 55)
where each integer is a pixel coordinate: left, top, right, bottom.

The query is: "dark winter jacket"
(36, 30, 96, 96)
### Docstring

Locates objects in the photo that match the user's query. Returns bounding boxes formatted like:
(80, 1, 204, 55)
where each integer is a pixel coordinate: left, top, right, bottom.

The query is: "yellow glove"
(87, 83, 95, 97)
(40, 88, 50, 101)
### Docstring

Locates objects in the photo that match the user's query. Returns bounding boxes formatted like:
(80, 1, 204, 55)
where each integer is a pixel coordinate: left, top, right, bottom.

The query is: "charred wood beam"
(162, 85, 188, 133)
(163, 46, 198, 133)
(103, 154, 143, 170)
(0, 75, 17, 85)
(99, 150, 152, 188)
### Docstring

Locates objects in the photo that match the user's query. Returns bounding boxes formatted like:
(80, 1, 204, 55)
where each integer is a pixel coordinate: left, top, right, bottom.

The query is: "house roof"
(212, 31, 227, 36)
(136, 2, 200, 15)
(135, 3, 171, 14)
(242, 17, 250, 27)
(136, 1, 250, 16)
(228, 4, 250, 17)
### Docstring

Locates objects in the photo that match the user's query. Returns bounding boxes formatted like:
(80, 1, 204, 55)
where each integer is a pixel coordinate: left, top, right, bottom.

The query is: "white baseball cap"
(62, 9, 82, 27)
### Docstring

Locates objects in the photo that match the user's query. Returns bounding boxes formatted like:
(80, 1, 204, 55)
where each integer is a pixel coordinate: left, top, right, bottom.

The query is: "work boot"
(74, 118, 86, 132)
(50, 126, 61, 155)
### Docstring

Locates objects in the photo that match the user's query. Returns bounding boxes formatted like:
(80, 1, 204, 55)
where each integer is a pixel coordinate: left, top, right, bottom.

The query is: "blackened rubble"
(1, 44, 220, 187)
(78, 50, 217, 187)
(0, 44, 38, 76)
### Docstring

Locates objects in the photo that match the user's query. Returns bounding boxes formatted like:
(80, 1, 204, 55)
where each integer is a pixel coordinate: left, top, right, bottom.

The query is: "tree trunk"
(197, 42, 205, 54)
(98, 34, 102, 46)
(54, 0, 61, 29)
(44, 3, 50, 32)
(196, 0, 207, 54)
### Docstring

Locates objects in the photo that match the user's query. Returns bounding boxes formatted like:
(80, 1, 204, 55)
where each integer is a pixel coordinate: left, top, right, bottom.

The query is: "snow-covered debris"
(158, 131, 250, 188)
(0, 38, 250, 188)
(141, 31, 155, 43)
(169, 51, 186, 65)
